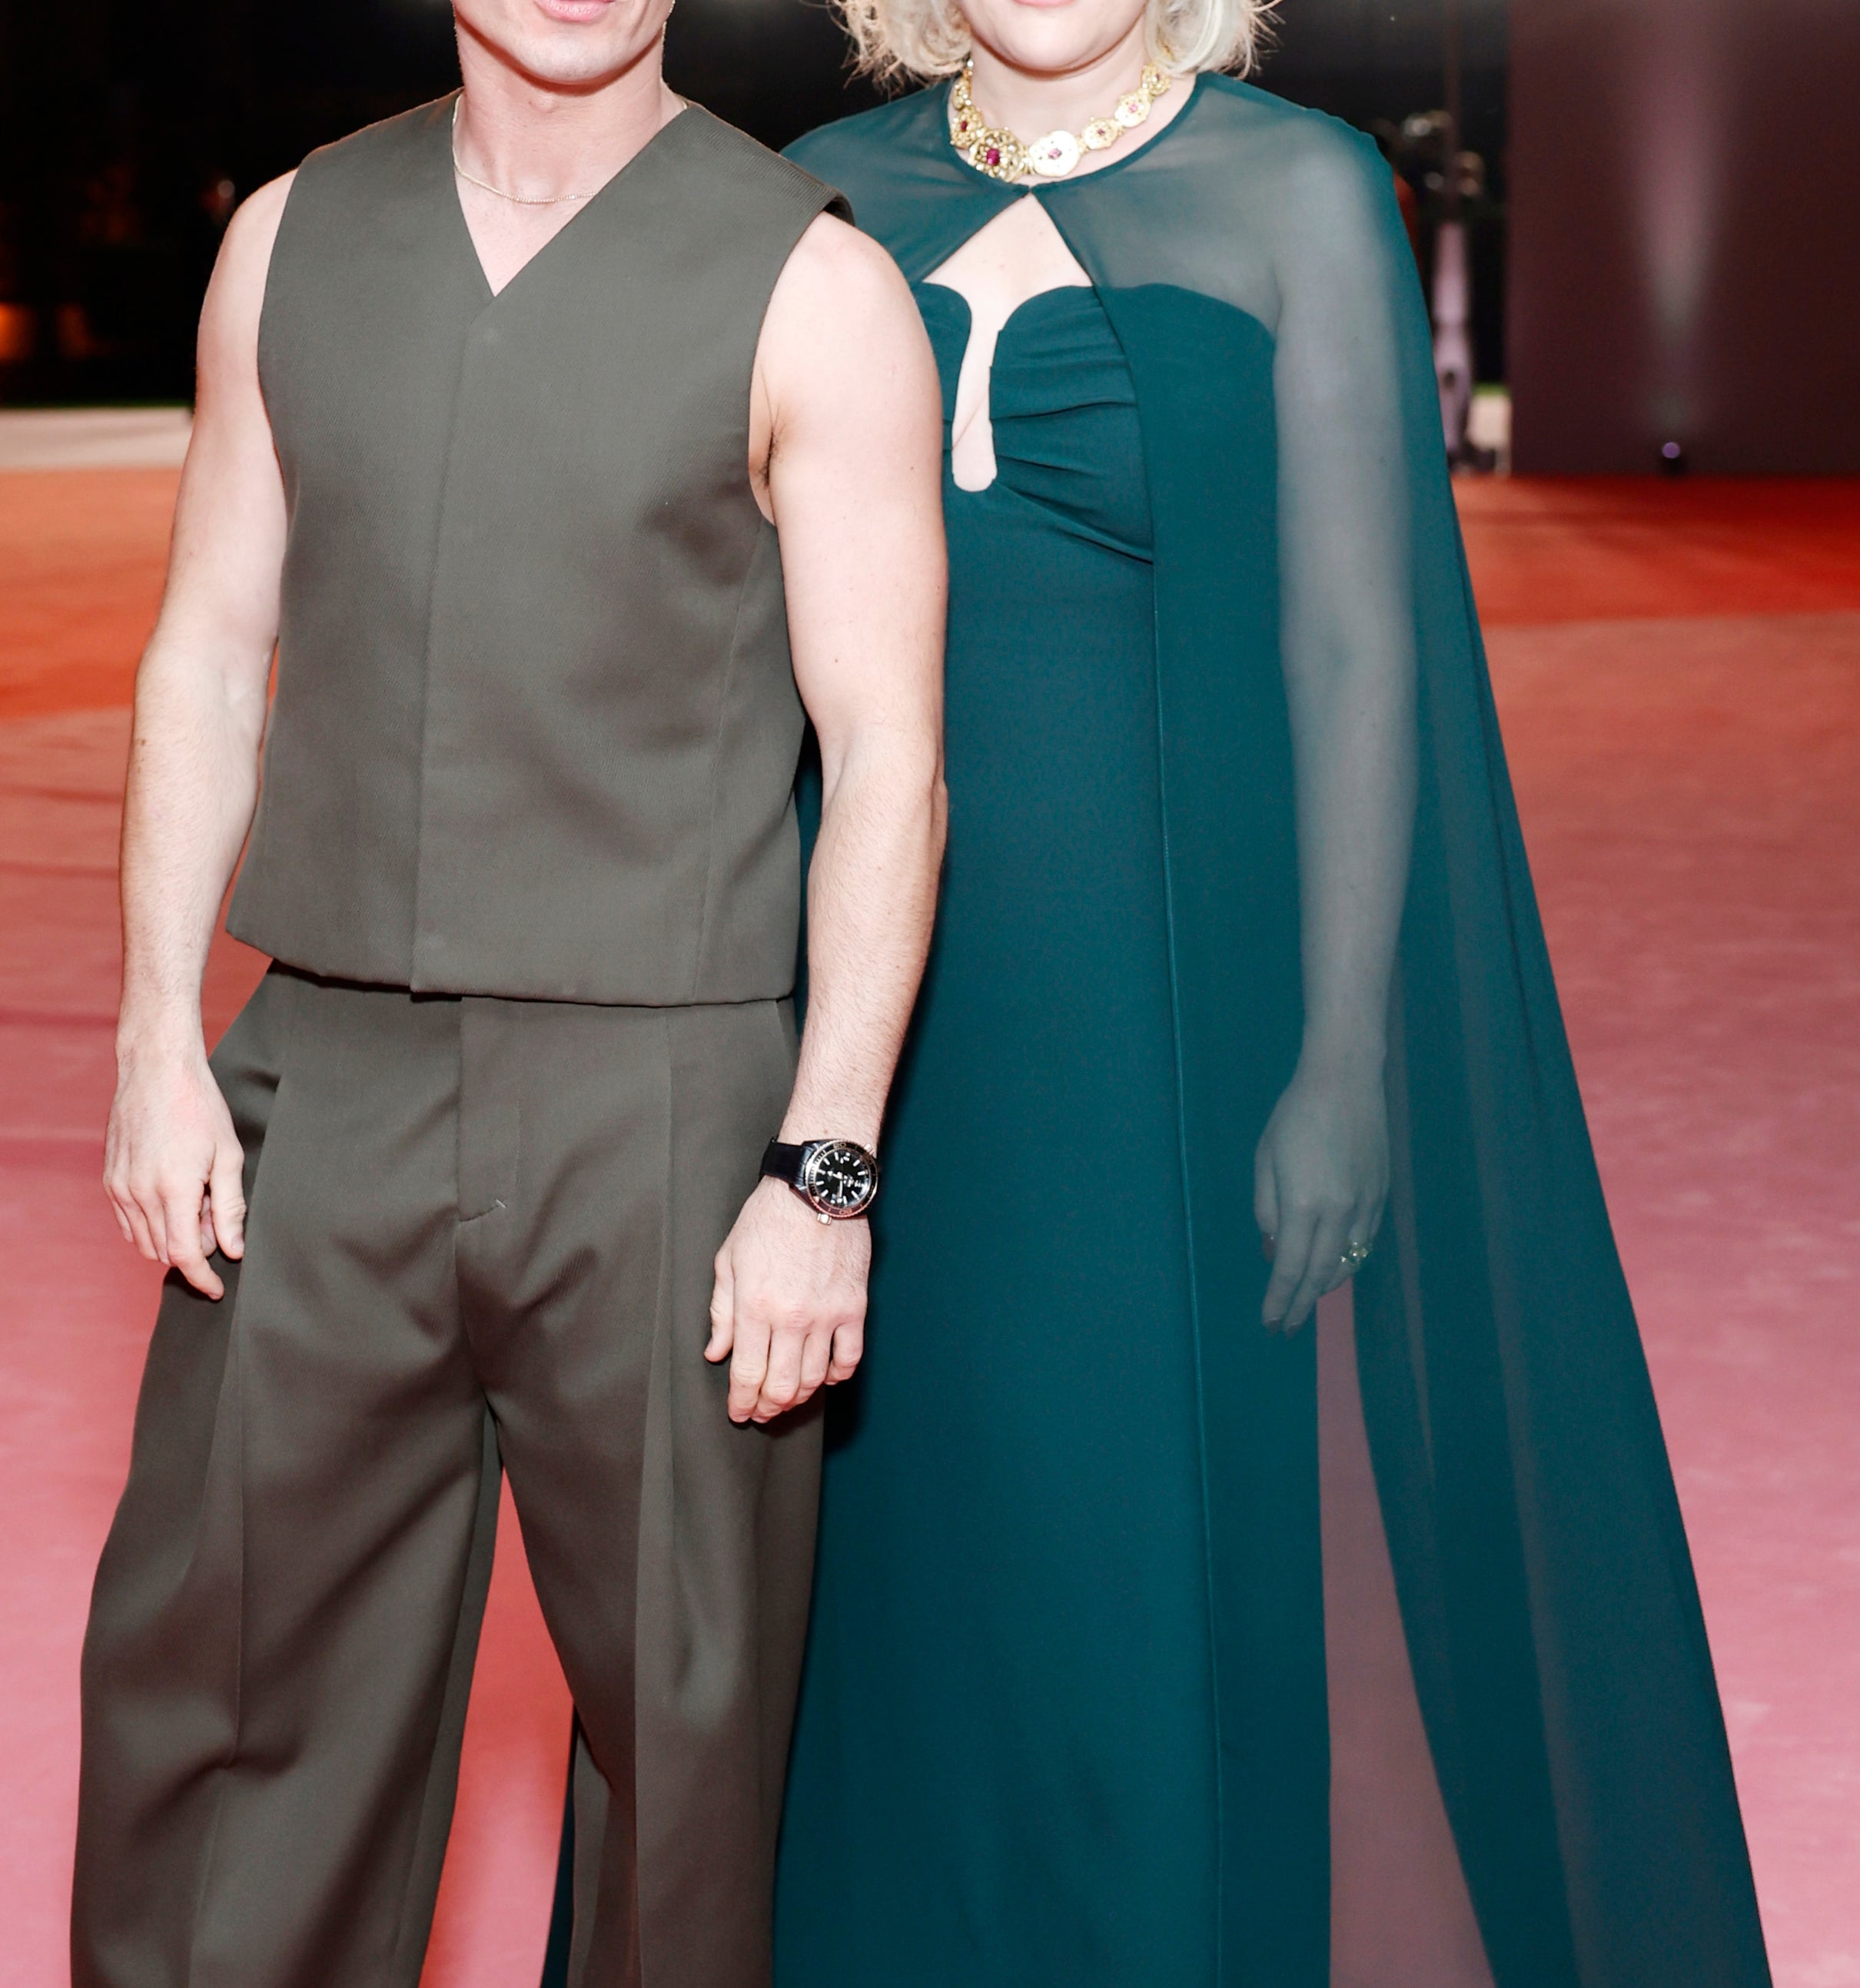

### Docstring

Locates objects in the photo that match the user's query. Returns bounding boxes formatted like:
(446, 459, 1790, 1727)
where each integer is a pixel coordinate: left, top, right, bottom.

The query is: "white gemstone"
(1029, 129, 1081, 178)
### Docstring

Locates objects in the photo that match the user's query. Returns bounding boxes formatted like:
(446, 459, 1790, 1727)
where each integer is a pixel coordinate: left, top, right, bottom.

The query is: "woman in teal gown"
(772, 28, 1772, 1988)
(545, 5, 1772, 1983)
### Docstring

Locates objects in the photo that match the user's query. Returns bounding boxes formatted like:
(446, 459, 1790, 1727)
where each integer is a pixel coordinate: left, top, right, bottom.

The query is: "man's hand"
(706, 1180, 869, 1425)
(105, 1044, 246, 1302)
(1254, 1061, 1390, 1335)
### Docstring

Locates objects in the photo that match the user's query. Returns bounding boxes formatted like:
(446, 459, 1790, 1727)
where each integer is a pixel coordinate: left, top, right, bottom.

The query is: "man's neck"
(453, 26, 678, 203)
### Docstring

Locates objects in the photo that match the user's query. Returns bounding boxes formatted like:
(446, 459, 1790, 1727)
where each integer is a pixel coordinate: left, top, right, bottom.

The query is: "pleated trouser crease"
(73, 965, 820, 1988)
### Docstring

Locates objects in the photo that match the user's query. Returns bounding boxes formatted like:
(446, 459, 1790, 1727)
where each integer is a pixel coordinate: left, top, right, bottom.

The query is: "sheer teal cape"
(777, 77, 1769, 1988)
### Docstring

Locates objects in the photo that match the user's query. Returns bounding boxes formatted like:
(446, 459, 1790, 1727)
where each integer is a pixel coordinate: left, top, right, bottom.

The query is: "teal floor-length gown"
(780, 278, 1227, 1976)
(544, 75, 1771, 1988)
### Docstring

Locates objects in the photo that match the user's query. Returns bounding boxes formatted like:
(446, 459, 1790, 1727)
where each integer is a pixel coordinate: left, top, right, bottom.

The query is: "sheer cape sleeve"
(787, 80, 1771, 1988)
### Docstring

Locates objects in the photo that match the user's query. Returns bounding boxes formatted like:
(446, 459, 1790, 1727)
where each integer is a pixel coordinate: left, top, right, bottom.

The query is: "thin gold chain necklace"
(947, 59, 1172, 184)
(450, 100, 600, 207)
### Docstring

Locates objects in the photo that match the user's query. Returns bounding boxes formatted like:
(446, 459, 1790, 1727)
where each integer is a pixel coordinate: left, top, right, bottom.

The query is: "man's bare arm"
(104, 177, 294, 1300)
(708, 214, 948, 1425)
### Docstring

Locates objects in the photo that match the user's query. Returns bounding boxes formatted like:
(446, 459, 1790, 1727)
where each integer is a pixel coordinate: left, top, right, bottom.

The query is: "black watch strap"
(759, 1140, 811, 1190)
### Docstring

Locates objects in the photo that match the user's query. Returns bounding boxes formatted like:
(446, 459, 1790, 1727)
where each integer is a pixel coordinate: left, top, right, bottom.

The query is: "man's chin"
(459, 0, 665, 91)
(531, 0, 621, 24)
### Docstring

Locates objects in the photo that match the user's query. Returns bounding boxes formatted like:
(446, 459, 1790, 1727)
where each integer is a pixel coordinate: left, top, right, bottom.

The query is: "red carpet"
(1, 470, 1855, 1988)
(0, 470, 572, 1988)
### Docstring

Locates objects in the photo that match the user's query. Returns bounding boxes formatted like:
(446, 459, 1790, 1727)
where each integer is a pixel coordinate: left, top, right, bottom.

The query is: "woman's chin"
(968, 4, 1151, 82)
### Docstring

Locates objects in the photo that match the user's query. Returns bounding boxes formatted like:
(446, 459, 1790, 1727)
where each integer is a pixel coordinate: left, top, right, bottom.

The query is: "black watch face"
(801, 1141, 879, 1217)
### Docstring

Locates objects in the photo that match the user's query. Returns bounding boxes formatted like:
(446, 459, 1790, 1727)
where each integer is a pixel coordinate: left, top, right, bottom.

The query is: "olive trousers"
(73, 967, 819, 1988)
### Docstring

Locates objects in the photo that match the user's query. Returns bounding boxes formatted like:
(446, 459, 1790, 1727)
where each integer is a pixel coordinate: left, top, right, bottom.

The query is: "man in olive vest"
(72, 2, 946, 1983)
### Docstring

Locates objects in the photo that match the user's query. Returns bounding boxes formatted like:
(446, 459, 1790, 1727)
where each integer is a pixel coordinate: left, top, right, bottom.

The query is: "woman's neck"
(965, 26, 1154, 142)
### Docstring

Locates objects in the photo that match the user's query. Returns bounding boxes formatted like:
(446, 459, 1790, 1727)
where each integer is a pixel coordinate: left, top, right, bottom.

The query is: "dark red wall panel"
(1510, 0, 1860, 474)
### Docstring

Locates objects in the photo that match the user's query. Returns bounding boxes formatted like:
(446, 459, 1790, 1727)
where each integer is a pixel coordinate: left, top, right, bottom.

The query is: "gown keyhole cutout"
(925, 197, 1094, 494)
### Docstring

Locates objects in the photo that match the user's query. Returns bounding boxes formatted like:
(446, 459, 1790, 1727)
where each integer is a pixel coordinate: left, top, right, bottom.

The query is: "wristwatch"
(760, 1137, 880, 1222)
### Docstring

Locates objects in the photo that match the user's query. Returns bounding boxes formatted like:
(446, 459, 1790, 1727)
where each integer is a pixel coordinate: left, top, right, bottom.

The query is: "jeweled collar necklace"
(947, 58, 1173, 184)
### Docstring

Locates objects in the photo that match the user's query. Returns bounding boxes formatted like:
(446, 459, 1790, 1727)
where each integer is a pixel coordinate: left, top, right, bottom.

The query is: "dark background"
(0, 0, 1507, 406)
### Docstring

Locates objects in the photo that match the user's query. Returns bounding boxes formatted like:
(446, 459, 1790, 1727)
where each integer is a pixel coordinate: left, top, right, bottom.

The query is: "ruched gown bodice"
(775, 280, 1225, 1983)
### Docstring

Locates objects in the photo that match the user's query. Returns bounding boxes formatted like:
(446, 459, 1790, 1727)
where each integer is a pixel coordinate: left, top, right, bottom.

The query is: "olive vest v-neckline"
(443, 94, 692, 305)
(232, 98, 849, 1004)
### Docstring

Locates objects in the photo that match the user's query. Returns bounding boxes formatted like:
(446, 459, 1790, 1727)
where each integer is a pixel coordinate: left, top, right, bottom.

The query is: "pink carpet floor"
(1, 470, 1855, 1986)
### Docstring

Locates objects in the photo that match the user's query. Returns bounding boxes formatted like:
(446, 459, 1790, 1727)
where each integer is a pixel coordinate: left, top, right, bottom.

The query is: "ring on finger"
(1340, 1239, 1373, 1273)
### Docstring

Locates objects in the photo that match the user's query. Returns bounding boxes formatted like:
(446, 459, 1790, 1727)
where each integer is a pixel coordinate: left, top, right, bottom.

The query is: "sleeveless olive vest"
(228, 98, 848, 1003)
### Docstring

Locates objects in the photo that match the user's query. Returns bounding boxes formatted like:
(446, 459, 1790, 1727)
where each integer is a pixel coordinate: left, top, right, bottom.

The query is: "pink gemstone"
(985, 145, 1001, 164)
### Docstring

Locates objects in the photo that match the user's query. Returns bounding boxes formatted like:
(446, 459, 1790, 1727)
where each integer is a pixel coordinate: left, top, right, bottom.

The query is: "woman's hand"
(1253, 1060, 1390, 1333)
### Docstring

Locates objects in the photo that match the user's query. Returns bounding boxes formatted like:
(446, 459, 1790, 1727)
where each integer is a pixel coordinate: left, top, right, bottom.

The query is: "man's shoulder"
(659, 105, 852, 224)
(292, 95, 457, 192)
(252, 98, 456, 277)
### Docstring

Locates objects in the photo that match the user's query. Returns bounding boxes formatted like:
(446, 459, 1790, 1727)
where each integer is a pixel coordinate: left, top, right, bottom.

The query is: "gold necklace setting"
(450, 100, 600, 207)
(948, 60, 1172, 184)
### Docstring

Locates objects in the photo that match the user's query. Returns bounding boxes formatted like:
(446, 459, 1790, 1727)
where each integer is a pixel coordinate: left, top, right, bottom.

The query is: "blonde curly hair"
(831, 0, 1274, 85)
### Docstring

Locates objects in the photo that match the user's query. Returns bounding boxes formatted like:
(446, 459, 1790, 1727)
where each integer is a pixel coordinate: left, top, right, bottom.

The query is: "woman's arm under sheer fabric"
(1255, 131, 1418, 1330)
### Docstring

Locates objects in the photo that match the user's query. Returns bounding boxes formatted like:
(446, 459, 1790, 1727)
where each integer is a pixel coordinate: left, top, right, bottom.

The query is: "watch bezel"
(797, 1139, 880, 1220)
